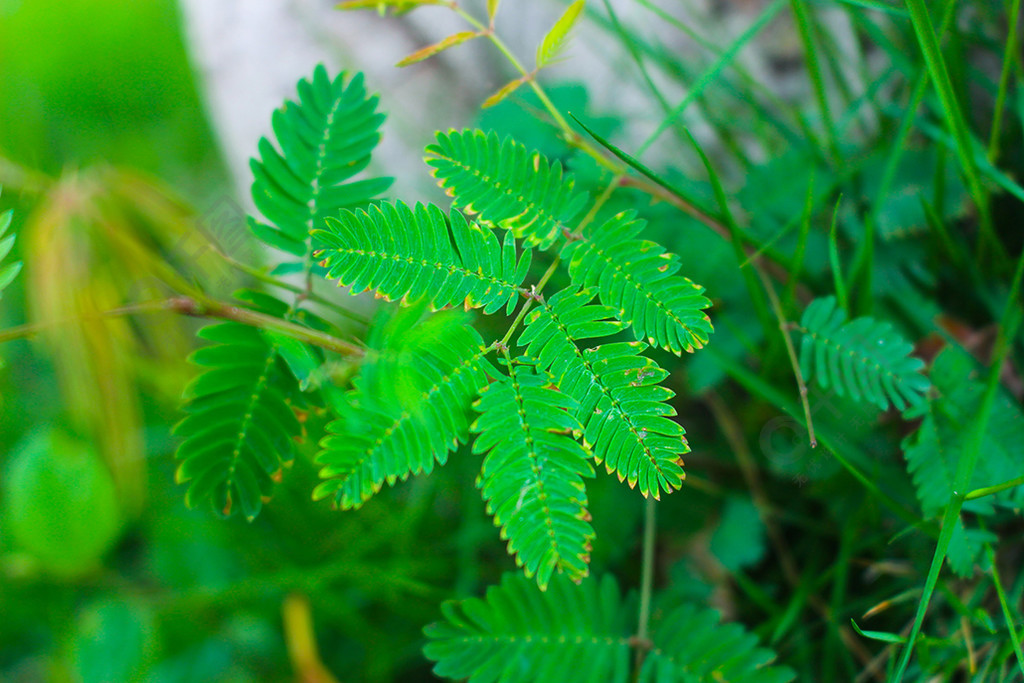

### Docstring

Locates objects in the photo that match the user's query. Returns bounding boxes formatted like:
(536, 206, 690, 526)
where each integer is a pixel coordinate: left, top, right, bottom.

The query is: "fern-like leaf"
(424, 572, 794, 683)
(250, 65, 392, 264)
(314, 317, 493, 509)
(562, 210, 713, 355)
(637, 604, 796, 682)
(424, 573, 631, 683)
(0, 189, 22, 298)
(902, 346, 1024, 517)
(174, 294, 303, 521)
(472, 358, 595, 589)
(518, 288, 688, 499)
(797, 296, 929, 411)
(314, 201, 530, 314)
(424, 129, 587, 250)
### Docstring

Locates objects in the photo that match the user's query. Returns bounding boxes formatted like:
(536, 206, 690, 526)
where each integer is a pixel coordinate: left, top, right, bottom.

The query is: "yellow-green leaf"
(536, 0, 584, 68)
(336, 0, 445, 12)
(482, 76, 527, 108)
(487, 0, 500, 20)
(396, 31, 480, 66)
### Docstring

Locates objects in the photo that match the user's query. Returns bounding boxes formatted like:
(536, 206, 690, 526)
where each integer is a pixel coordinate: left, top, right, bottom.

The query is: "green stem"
(0, 296, 364, 356)
(635, 495, 657, 670)
(987, 0, 1022, 162)
(788, 0, 842, 165)
(494, 257, 561, 351)
(220, 252, 369, 324)
(964, 475, 1024, 501)
(890, 243, 1024, 681)
(828, 197, 848, 313)
(636, 0, 787, 156)
(986, 542, 1024, 676)
(904, 0, 1000, 264)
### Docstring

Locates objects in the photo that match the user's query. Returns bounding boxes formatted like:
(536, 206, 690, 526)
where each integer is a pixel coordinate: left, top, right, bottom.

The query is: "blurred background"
(4, 0, 1011, 681)
(0, 1, 752, 680)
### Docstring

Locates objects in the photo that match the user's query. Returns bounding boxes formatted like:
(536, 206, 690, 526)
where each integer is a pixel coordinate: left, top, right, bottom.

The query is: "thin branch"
(0, 296, 364, 357)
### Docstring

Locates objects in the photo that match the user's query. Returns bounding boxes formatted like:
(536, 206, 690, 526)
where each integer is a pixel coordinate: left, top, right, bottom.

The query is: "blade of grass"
(903, 0, 1000, 264)
(707, 346, 927, 528)
(827, 197, 848, 313)
(682, 127, 776, 338)
(985, 542, 1024, 676)
(636, 0, 787, 155)
(836, 0, 908, 17)
(848, 0, 958, 306)
(783, 171, 816, 311)
(789, 0, 842, 165)
(890, 245, 1024, 680)
(633, 0, 815, 150)
(986, 0, 1021, 162)
(598, 0, 688, 148)
(570, 114, 724, 224)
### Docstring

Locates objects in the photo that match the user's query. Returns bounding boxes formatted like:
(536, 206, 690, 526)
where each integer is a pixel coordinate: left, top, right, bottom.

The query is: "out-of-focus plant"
(2, 0, 1024, 681)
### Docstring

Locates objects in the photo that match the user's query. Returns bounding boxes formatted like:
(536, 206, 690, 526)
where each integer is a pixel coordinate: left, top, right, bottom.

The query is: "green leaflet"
(424, 572, 794, 683)
(0, 188, 22, 298)
(174, 297, 304, 521)
(314, 201, 530, 314)
(472, 358, 595, 589)
(249, 65, 392, 266)
(903, 345, 1024, 517)
(314, 317, 493, 509)
(424, 129, 587, 250)
(797, 296, 930, 411)
(518, 287, 687, 499)
(562, 210, 713, 355)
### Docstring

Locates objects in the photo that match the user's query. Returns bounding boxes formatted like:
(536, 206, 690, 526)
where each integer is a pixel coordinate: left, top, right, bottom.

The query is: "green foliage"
(314, 314, 493, 509)
(563, 210, 713, 354)
(174, 65, 392, 520)
(0, 189, 21, 298)
(315, 201, 530, 314)
(536, 0, 585, 68)
(797, 296, 930, 411)
(174, 294, 303, 521)
(424, 572, 794, 683)
(424, 129, 588, 249)
(520, 288, 687, 499)
(903, 346, 1024, 517)
(249, 65, 392, 269)
(2, 429, 122, 577)
(5, 1, 1024, 679)
(472, 357, 595, 589)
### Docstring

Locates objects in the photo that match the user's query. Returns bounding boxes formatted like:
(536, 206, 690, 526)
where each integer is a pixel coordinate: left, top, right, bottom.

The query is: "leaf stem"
(964, 475, 1024, 501)
(219, 251, 369, 324)
(635, 495, 657, 670)
(0, 296, 364, 357)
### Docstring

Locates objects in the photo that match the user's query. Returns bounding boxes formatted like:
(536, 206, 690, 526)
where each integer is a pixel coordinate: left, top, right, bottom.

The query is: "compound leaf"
(174, 294, 304, 521)
(472, 358, 595, 589)
(797, 296, 929, 411)
(314, 315, 493, 509)
(250, 65, 392, 268)
(424, 129, 587, 249)
(902, 345, 1024, 518)
(315, 201, 529, 314)
(562, 210, 713, 354)
(424, 572, 794, 683)
(518, 287, 687, 498)
(536, 0, 585, 68)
